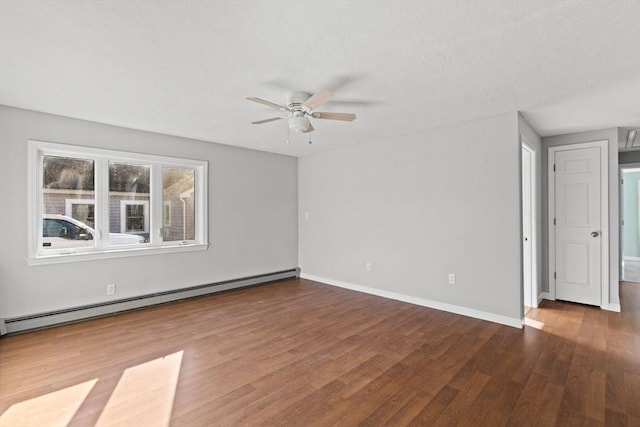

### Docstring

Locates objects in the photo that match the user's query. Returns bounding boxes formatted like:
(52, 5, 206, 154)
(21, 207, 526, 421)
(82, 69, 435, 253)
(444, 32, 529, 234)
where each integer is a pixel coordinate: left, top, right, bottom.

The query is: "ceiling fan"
(246, 89, 356, 133)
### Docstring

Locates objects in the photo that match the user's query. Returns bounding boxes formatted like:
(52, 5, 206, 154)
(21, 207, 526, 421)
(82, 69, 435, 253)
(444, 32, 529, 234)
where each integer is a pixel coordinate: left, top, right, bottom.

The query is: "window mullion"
(150, 164, 163, 245)
(95, 158, 109, 250)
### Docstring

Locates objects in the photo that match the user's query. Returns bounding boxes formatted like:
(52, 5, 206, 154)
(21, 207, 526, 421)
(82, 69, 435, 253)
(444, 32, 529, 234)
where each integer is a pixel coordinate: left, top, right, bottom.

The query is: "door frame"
(548, 140, 609, 308)
(618, 162, 640, 281)
(521, 138, 537, 308)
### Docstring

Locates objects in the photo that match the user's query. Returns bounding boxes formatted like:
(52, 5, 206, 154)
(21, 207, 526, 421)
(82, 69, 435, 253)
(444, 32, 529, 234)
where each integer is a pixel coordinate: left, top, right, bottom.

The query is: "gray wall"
(299, 112, 522, 323)
(518, 114, 543, 305)
(541, 128, 619, 307)
(0, 106, 298, 318)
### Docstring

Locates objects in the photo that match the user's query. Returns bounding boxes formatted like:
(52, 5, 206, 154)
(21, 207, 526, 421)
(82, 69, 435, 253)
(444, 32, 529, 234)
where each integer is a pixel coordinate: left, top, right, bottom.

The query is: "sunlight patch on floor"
(524, 317, 545, 330)
(0, 378, 97, 427)
(95, 350, 183, 427)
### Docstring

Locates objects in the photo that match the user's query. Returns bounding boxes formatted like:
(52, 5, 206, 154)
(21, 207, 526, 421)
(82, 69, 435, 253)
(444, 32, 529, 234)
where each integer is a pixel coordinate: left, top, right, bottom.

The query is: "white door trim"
(548, 140, 609, 308)
(619, 162, 640, 282)
(521, 138, 538, 308)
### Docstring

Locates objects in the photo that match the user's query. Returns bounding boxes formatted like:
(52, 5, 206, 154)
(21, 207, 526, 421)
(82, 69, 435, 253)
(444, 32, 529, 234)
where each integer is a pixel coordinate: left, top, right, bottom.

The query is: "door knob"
(591, 231, 599, 237)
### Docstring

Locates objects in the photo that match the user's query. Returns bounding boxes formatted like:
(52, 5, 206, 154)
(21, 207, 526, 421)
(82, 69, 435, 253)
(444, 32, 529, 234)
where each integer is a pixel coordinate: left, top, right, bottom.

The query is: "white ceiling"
(1, 1, 639, 157)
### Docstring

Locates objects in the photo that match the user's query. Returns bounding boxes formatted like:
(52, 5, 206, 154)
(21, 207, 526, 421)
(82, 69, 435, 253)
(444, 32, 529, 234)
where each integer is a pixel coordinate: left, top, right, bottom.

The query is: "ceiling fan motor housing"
(287, 91, 312, 111)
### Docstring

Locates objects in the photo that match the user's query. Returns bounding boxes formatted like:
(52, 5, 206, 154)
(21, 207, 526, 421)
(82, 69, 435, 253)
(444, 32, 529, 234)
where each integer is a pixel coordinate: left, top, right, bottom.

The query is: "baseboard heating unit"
(0, 268, 299, 335)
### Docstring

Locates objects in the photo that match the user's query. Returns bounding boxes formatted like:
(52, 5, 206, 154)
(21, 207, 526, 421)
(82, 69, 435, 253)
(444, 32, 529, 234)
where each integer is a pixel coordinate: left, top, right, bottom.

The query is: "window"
(110, 162, 150, 240)
(120, 200, 149, 234)
(29, 140, 208, 264)
(163, 167, 195, 242)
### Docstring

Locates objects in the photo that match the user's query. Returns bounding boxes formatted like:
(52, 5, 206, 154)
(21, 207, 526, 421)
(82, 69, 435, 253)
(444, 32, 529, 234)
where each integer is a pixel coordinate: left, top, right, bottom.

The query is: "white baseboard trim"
(300, 273, 522, 329)
(3, 268, 299, 335)
(538, 292, 552, 303)
(603, 303, 621, 312)
(538, 291, 620, 313)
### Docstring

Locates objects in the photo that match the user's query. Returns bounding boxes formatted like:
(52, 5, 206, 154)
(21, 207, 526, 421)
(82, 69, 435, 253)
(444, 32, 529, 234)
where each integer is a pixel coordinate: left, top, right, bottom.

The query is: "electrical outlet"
(106, 284, 116, 295)
(366, 262, 372, 272)
(448, 274, 456, 285)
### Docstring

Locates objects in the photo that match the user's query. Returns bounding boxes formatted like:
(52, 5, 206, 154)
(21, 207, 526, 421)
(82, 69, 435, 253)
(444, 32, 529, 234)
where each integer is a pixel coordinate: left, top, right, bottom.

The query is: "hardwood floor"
(1, 278, 638, 426)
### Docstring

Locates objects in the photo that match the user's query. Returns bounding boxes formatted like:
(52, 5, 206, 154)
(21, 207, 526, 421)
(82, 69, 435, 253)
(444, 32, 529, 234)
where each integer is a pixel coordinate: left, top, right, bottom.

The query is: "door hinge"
(621, 178, 624, 185)
(553, 163, 556, 172)
(553, 217, 556, 226)
(622, 219, 625, 226)
(553, 272, 556, 279)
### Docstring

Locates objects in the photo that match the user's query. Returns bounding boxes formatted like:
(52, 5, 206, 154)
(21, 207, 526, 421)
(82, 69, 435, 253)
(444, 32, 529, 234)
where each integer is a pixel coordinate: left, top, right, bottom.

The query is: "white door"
(554, 146, 602, 306)
(522, 146, 533, 307)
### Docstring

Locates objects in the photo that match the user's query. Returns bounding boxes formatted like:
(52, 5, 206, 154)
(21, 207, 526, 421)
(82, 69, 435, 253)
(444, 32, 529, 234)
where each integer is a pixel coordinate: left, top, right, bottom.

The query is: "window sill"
(28, 243, 209, 266)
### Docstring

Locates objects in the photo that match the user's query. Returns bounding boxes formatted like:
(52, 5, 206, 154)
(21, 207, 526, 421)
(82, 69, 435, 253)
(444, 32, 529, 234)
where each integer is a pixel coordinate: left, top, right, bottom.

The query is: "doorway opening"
(619, 163, 640, 283)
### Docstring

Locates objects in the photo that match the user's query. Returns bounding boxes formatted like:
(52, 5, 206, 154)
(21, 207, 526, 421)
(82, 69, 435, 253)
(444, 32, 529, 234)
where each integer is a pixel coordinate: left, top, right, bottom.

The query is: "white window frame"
(28, 140, 208, 265)
(120, 200, 150, 234)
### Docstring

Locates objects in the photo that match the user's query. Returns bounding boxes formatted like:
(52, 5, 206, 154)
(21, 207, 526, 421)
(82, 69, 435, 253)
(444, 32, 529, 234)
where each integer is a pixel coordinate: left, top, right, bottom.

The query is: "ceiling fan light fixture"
(288, 115, 311, 133)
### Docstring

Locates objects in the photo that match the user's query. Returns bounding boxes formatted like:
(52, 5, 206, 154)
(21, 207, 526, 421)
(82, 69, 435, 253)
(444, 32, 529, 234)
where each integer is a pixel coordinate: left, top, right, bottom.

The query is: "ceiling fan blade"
(302, 122, 315, 133)
(251, 117, 284, 124)
(246, 97, 286, 110)
(312, 112, 356, 122)
(303, 89, 333, 110)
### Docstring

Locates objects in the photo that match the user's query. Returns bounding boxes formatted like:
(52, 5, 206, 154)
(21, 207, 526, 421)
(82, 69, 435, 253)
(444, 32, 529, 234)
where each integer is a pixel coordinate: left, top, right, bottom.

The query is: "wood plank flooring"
(1, 278, 638, 426)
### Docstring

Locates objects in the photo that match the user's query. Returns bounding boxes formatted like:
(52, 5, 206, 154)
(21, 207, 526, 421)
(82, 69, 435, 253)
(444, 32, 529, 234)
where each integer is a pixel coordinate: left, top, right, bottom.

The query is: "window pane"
(163, 168, 195, 241)
(42, 156, 95, 250)
(125, 204, 145, 232)
(71, 203, 95, 228)
(109, 163, 150, 245)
